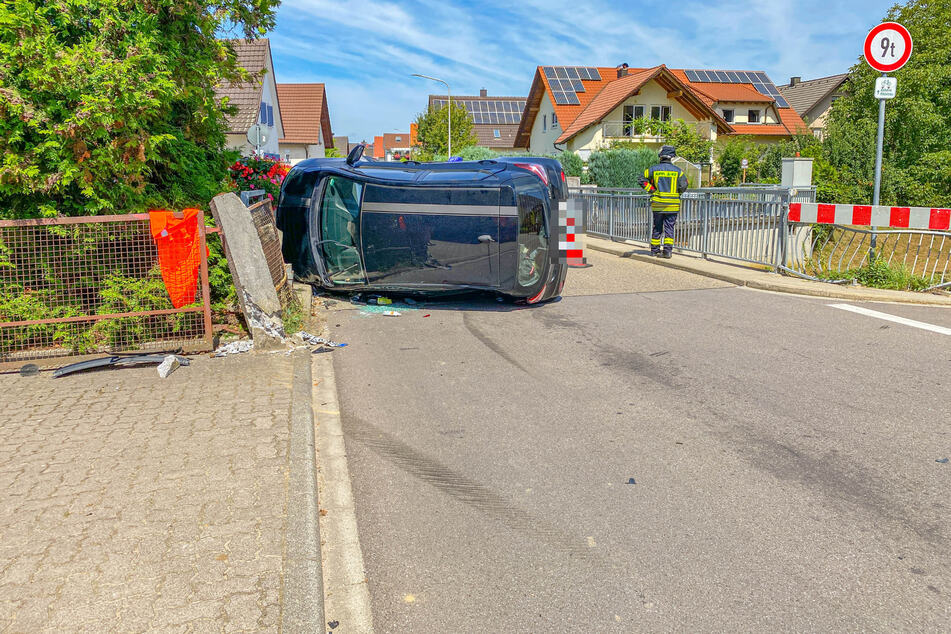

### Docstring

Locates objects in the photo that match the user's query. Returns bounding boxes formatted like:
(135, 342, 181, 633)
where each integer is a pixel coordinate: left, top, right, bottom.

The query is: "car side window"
(319, 176, 365, 284)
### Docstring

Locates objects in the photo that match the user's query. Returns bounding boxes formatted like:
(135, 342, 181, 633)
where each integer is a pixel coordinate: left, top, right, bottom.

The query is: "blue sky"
(270, 0, 896, 143)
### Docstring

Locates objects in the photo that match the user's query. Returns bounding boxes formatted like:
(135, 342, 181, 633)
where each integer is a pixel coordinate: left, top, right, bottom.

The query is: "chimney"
(790, 76, 801, 86)
(480, 88, 487, 97)
(617, 63, 629, 79)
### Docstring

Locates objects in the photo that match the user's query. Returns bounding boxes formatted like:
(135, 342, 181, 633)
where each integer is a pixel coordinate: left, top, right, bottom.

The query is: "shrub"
(557, 151, 583, 178)
(456, 146, 501, 161)
(228, 156, 289, 202)
(587, 148, 658, 188)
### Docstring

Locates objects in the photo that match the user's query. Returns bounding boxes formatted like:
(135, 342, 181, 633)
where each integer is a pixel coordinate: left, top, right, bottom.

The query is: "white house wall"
(718, 103, 778, 125)
(529, 93, 561, 154)
(280, 143, 326, 164)
(224, 49, 284, 157)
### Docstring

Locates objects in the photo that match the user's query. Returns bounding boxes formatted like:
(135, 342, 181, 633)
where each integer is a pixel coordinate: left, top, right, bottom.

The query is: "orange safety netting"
(149, 208, 203, 309)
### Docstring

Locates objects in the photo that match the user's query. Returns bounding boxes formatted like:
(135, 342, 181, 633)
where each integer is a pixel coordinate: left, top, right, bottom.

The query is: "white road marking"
(828, 303, 951, 336)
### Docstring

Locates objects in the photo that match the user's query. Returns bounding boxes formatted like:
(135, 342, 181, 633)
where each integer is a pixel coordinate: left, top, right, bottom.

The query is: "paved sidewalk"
(0, 352, 304, 632)
(585, 235, 951, 306)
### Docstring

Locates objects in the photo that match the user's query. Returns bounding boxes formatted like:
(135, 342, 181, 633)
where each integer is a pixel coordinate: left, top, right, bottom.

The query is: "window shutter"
(267, 105, 274, 127)
(260, 102, 267, 122)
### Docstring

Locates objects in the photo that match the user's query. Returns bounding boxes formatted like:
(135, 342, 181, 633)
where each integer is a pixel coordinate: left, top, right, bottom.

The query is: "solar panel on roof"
(566, 67, 579, 80)
(587, 67, 601, 80)
(543, 66, 556, 79)
(714, 71, 730, 82)
(572, 79, 585, 92)
(555, 66, 568, 79)
(774, 96, 790, 108)
(683, 70, 697, 82)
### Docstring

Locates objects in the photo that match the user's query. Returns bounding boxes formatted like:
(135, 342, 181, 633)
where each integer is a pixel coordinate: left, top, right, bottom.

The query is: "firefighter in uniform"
(639, 145, 689, 258)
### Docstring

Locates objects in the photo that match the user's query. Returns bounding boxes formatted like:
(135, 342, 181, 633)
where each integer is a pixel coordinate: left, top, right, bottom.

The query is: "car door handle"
(478, 234, 496, 243)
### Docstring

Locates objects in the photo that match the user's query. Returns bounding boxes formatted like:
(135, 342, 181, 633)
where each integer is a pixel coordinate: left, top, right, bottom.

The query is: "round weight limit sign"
(864, 22, 912, 73)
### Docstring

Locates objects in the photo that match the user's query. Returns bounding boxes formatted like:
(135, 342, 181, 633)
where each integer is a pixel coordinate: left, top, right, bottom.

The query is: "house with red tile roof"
(276, 83, 334, 163)
(215, 39, 284, 158)
(778, 74, 849, 140)
(428, 90, 528, 150)
(372, 133, 412, 160)
(516, 64, 808, 159)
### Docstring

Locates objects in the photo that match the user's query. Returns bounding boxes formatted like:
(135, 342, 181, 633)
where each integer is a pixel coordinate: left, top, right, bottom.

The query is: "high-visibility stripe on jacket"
(639, 162, 689, 213)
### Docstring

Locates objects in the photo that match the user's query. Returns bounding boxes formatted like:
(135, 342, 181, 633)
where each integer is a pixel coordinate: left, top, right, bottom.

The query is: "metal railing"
(572, 186, 791, 268)
(782, 224, 951, 291)
(599, 121, 666, 141)
(0, 213, 214, 370)
(570, 186, 950, 292)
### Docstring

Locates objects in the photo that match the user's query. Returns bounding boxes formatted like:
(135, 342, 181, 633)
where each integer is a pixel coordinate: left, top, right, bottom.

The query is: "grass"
(803, 225, 949, 290)
(281, 299, 304, 335)
(814, 258, 932, 291)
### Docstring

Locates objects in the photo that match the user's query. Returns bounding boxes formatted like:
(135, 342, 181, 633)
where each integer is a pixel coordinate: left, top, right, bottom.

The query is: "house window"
(493, 129, 501, 138)
(395, 136, 402, 142)
(623, 105, 645, 135)
(748, 109, 760, 123)
(551, 113, 559, 127)
(722, 109, 734, 123)
(543, 115, 547, 132)
(650, 105, 671, 122)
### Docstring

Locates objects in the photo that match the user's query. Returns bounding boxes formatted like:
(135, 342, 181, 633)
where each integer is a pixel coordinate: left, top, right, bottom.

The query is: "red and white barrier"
(560, 199, 586, 266)
(789, 203, 951, 231)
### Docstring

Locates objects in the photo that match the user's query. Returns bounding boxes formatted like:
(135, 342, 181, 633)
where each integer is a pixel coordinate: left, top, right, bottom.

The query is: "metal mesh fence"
(0, 214, 213, 370)
(248, 199, 299, 311)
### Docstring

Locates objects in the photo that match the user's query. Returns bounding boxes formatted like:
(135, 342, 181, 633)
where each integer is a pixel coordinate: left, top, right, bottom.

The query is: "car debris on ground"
(297, 332, 348, 348)
(156, 355, 181, 378)
(214, 340, 254, 357)
(53, 354, 191, 378)
(18, 363, 39, 377)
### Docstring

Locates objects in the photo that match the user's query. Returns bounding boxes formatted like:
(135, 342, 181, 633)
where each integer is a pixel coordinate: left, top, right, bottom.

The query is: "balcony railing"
(600, 121, 666, 140)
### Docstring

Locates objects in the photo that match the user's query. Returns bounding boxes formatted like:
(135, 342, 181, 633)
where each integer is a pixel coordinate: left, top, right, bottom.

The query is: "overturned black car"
(275, 148, 570, 303)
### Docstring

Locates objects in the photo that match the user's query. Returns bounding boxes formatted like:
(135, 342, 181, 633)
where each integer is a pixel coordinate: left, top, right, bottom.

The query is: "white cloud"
(271, 0, 896, 141)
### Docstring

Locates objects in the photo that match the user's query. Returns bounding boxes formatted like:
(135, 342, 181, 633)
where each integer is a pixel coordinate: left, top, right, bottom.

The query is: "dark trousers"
(651, 212, 677, 253)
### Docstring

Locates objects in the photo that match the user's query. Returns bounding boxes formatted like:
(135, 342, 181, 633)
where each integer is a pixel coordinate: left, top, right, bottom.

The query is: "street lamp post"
(412, 73, 451, 159)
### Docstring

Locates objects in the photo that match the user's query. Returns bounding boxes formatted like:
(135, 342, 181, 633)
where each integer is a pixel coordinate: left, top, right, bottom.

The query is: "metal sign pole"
(871, 72, 887, 255)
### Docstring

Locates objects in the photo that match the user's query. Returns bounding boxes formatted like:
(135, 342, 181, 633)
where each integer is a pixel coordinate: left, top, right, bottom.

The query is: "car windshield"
(319, 176, 366, 285)
(516, 181, 549, 287)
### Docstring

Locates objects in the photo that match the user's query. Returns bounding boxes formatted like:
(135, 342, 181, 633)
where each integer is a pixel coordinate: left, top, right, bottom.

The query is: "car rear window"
(516, 181, 549, 287)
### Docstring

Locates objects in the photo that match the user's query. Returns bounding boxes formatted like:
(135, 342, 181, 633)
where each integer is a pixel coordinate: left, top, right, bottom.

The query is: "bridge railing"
(568, 187, 951, 292)
(570, 186, 792, 269)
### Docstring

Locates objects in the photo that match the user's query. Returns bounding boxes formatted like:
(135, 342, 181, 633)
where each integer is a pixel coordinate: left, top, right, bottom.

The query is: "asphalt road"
(326, 250, 951, 632)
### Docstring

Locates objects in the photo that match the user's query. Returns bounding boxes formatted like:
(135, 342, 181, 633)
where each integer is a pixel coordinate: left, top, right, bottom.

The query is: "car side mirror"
(346, 144, 365, 166)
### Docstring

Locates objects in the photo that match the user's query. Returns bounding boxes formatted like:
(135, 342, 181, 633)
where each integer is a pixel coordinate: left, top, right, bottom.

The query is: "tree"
(822, 0, 951, 206)
(661, 119, 714, 165)
(413, 102, 478, 158)
(611, 118, 713, 165)
(0, 0, 280, 219)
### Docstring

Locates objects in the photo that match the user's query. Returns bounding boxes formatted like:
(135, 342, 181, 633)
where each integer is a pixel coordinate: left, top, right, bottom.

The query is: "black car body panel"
(275, 157, 568, 301)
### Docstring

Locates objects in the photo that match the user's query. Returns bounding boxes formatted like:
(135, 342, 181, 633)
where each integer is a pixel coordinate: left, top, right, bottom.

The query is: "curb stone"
(585, 237, 951, 306)
(281, 350, 325, 633)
